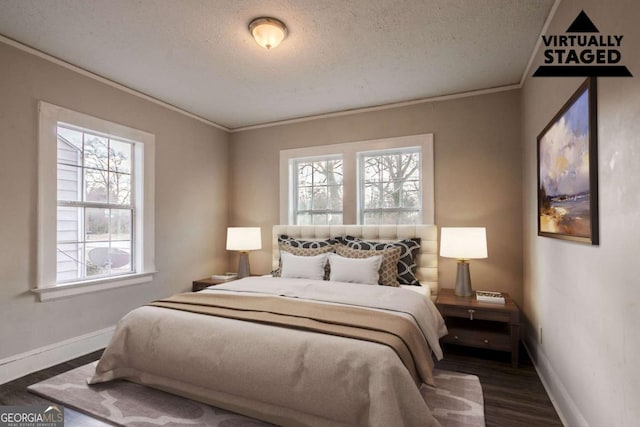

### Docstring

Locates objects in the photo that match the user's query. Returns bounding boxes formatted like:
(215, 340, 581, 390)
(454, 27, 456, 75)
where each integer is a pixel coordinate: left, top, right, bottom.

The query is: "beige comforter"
(89, 277, 447, 427)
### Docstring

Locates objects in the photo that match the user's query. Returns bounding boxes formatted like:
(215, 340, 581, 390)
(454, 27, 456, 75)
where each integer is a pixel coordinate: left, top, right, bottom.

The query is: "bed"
(89, 225, 447, 426)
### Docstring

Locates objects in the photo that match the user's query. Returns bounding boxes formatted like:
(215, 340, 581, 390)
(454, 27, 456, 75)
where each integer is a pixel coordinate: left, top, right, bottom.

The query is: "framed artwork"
(537, 77, 599, 244)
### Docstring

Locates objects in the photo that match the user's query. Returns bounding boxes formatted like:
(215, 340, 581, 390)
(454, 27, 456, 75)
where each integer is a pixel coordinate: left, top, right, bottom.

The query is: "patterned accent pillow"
(272, 243, 336, 279)
(334, 245, 401, 287)
(343, 237, 421, 285)
(278, 235, 343, 248)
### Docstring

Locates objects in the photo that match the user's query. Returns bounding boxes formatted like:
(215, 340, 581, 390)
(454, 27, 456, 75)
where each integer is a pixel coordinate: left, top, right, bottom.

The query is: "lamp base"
(237, 252, 251, 278)
(454, 260, 473, 297)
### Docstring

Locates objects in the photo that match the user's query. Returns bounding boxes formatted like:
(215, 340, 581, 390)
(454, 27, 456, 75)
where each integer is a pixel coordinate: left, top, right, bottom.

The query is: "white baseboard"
(523, 339, 589, 427)
(0, 326, 115, 385)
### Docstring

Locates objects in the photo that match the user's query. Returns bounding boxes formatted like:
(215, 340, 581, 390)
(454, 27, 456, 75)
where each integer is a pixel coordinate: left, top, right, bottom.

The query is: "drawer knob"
(483, 339, 489, 344)
(454, 335, 459, 340)
(468, 309, 475, 320)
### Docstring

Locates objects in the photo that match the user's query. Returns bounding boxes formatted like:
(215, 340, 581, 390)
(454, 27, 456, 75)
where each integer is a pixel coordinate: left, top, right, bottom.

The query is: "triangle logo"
(533, 9, 632, 77)
(566, 10, 599, 33)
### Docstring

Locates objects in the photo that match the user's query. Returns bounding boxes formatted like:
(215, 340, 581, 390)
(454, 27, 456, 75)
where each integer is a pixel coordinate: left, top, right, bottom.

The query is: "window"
(56, 126, 135, 282)
(280, 134, 433, 225)
(359, 147, 421, 224)
(37, 101, 155, 301)
(290, 156, 343, 225)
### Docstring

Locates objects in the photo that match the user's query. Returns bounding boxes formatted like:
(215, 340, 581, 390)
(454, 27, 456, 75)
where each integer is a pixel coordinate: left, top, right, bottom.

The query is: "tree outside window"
(56, 125, 134, 282)
(283, 134, 432, 227)
(359, 148, 421, 224)
(292, 156, 343, 225)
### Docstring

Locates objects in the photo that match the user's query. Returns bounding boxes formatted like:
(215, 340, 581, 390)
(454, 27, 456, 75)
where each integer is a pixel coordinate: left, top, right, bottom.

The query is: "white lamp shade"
(226, 227, 262, 251)
(440, 227, 488, 259)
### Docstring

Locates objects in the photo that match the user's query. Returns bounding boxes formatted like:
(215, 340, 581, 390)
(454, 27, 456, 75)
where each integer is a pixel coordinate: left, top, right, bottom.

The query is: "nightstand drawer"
(443, 327, 512, 351)
(439, 305, 512, 322)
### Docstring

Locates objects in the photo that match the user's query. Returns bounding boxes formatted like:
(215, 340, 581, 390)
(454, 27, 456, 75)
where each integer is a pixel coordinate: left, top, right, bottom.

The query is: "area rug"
(28, 362, 484, 426)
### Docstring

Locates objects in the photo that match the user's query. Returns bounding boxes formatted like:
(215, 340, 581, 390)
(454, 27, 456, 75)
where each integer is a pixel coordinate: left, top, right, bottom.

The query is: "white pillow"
(280, 251, 328, 280)
(328, 253, 383, 285)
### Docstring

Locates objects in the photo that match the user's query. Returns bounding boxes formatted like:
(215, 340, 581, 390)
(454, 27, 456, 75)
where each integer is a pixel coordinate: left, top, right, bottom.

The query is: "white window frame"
(280, 134, 434, 225)
(35, 101, 156, 301)
(289, 154, 344, 225)
(358, 146, 423, 224)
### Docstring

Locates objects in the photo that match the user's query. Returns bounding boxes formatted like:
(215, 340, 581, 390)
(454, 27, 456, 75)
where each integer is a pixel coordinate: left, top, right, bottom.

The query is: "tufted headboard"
(272, 225, 438, 298)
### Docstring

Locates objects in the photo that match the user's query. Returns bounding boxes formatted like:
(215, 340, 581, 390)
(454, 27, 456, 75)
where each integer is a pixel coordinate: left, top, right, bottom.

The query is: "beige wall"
(521, 1, 640, 425)
(0, 41, 229, 359)
(229, 89, 523, 302)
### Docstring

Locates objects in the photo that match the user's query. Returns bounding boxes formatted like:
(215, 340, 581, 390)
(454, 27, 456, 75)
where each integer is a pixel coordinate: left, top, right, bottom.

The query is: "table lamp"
(226, 227, 262, 278)
(440, 227, 488, 296)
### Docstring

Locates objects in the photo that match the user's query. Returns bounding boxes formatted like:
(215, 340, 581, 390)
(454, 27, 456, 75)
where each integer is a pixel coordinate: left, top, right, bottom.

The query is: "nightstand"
(436, 288, 521, 367)
(192, 277, 238, 292)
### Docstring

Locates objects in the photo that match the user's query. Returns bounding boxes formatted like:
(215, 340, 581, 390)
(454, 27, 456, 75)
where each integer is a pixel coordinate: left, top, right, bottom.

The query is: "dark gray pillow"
(278, 235, 343, 248)
(343, 236, 421, 285)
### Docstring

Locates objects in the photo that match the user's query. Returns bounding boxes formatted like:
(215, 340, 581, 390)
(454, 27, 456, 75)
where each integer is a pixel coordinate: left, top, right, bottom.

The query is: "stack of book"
(476, 290, 505, 304)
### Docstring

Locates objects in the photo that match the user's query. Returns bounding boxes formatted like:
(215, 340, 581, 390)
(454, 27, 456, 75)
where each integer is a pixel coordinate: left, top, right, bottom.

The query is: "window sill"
(32, 272, 156, 302)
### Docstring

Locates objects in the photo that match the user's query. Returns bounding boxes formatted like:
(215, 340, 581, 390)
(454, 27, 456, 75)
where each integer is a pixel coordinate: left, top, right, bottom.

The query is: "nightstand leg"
(511, 324, 520, 367)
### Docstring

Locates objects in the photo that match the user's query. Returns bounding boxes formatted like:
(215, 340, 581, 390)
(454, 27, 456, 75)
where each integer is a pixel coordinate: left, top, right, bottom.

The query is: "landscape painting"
(537, 77, 598, 244)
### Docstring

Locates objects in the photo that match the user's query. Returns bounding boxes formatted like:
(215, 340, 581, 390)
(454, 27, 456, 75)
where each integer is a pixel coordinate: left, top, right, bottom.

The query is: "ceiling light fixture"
(249, 17, 288, 50)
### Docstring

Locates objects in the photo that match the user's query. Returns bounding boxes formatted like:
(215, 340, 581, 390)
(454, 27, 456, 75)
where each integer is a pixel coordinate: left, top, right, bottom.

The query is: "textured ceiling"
(0, 0, 554, 129)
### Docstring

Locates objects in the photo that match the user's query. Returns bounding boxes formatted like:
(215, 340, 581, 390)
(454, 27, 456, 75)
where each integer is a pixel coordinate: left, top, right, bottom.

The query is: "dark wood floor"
(0, 350, 110, 427)
(1, 345, 562, 426)
(435, 344, 563, 427)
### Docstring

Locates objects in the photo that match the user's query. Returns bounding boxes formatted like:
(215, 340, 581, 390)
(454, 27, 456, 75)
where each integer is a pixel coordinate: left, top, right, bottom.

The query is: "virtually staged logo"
(533, 10, 632, 77)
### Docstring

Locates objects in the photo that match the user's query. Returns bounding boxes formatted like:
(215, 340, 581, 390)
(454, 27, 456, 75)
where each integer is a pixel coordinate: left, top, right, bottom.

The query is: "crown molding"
(520, 0, 562, 86)
(230, 84, 521, 133)
(0, 34, 229, 132)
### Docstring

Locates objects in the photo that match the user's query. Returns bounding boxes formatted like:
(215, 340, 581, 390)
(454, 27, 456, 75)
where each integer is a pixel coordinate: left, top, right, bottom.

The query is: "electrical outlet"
(538, 327, 543, 345)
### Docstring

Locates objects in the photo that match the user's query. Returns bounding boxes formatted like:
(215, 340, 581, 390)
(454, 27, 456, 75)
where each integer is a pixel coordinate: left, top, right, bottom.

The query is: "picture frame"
(537, 77, 598, 244)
